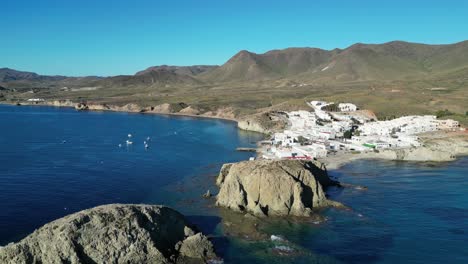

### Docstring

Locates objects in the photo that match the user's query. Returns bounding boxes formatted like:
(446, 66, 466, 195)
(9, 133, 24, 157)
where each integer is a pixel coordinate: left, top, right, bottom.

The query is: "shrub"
(436, 109, 454, 118)
(344, 130, 352, 139)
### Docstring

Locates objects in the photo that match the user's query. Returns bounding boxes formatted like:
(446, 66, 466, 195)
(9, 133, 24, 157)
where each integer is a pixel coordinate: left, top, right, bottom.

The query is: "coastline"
(0, 101, 241, 124)
(3, 101, 468, 171)
(320, 131, 468, 170)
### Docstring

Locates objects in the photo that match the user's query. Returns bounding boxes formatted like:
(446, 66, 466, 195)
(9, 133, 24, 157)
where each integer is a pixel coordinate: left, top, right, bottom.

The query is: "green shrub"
(436, 109, 454, 118)
(344, 130, 352, 139)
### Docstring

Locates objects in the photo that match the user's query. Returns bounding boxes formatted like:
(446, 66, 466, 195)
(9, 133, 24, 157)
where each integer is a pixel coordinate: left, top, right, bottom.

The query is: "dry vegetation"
(1, 41, 467, 125)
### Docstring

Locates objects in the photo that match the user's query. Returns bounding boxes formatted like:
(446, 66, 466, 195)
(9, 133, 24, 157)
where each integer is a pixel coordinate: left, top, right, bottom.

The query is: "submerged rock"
(0, 204, 217, 264)
(216, 159, 342, 217)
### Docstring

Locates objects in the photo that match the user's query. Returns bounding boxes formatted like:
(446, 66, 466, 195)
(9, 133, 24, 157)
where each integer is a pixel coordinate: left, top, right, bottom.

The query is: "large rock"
(237, 112, 288, 134)
(0, 204, 217, 264)
(216, 159, 341, 217)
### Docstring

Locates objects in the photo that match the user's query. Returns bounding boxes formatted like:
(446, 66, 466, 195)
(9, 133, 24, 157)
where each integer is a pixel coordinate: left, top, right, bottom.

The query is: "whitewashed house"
(338, 103, 358, 112)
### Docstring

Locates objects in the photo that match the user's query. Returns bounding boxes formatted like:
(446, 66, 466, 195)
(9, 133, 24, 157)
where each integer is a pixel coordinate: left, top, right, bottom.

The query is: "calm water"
(1, 105, 467, 264)
(0, 105, 262, 244)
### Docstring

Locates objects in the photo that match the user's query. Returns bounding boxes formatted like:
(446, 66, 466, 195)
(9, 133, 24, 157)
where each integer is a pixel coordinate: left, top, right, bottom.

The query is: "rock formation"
(237, 112, 288, 134)
(0, 204, 217, 264)
(216, 159, 341, 217)
(74, 102, 89, 110)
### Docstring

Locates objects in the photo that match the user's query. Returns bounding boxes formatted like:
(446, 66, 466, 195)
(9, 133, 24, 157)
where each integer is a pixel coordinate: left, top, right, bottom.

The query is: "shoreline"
(319, 130, 468, 170)
(3, 101, 468, 171)
(0, 101, 242, 124)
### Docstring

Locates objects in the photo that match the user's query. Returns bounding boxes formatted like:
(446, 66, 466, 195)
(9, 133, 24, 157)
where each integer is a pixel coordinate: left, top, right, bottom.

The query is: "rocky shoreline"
(5, 100, 467, 169)
(2, 100, 240, 123)
(320, 131, 468, 170)
(0, 204, 219, 264)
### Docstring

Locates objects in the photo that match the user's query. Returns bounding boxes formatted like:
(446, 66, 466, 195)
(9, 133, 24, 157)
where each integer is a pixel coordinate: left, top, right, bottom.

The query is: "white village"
(260, 101, 461, 160)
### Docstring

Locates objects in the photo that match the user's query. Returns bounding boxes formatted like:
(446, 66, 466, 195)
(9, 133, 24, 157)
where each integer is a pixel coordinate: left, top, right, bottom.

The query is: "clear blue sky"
(2, 0, 467, 76)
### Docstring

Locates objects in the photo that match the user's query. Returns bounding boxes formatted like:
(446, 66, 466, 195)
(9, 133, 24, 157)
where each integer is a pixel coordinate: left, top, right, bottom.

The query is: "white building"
(315, 109, 332, 121)
(27, 98, 45, 102)
(310, 101, 332, 110)
(338, 103, 358, 112)
(437, 119, 459, 130)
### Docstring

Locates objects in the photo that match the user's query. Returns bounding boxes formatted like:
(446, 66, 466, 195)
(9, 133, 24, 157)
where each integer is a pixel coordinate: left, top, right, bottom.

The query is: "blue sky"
(2, 0, 467, 76)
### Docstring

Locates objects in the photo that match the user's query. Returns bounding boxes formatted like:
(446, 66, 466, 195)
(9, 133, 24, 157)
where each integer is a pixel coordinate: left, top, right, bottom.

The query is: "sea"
(1, 104, 467, 264)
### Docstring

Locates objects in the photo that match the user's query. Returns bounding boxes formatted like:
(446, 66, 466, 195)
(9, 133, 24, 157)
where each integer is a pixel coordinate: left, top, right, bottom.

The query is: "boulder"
(0, 204, 217, 264)
(216, 159, 341, 217)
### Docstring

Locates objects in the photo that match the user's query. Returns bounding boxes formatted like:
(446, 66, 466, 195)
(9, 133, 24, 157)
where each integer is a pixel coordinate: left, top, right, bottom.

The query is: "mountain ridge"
(2, 40, 468, 87)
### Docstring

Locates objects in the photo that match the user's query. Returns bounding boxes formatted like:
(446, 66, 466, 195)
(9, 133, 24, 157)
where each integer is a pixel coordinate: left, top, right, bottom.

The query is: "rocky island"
(0, 204, 217, 264)
(216, 159, 342, 217)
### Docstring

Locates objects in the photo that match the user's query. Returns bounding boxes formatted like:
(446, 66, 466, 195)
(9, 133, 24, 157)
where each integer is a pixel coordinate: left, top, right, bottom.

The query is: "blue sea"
(1, 104, 467, 264)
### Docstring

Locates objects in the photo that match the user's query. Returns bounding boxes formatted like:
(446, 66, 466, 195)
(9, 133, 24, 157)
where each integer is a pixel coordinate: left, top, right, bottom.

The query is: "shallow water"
(1, 104, 467, 263)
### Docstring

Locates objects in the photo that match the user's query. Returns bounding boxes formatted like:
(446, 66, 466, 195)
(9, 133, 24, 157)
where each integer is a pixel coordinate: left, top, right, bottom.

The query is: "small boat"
(118, 144, 122, 148)
(126, 140, 133, 145)
(128, 134, 132, 138)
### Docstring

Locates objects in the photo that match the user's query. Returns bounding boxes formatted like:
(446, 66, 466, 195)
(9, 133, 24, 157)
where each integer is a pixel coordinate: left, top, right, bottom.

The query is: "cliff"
(216, 159, 342, 217)
(0, 204, 217, 264)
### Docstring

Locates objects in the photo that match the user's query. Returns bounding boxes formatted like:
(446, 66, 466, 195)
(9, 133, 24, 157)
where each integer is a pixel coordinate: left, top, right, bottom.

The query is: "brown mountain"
(135, 65, 217, 76)
(201, 40, 468, 83)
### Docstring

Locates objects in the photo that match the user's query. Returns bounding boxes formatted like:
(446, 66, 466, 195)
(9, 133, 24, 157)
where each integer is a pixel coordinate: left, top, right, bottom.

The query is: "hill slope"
(135, 65, 217, 76)
(202, 40, 468, 83)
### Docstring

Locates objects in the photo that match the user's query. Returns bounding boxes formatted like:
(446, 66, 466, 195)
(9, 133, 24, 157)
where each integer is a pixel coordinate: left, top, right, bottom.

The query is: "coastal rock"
(49, 99, 75, 107)
(179, 106, 201, 115)
(149, 103, 185, 114)
(202, 107, 237, 120)
(74, 102, 89, 110)
(216, 159, 341, 217)
(87, 103, 112, 111)
(238, 112, 288, 134)
(0, 204, 217, 264)
(116, 103, 143, 112)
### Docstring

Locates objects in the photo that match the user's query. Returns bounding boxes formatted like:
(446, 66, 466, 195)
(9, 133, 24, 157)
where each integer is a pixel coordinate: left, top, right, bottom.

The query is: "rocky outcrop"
(74, 102, 89, 110)
(202, 107, 237, 120)
(238, 112, 288, 134)
(179, 106, 201, 115)
(0, 204, 217, 264)
(48, 99, 75, 107)
(216, 159, 341, 217)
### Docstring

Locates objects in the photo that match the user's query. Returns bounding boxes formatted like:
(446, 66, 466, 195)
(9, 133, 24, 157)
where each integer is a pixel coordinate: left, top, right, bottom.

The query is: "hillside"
(135, 65, 217, 76)
(202, 40, 468, 83)
(0, 68, 68, 82)
(1, 40, 467, 125)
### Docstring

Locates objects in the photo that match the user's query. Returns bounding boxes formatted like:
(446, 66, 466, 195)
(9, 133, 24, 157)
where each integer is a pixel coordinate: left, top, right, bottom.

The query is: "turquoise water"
(253, 159, 468, 263)
(1, 104, 467, 263)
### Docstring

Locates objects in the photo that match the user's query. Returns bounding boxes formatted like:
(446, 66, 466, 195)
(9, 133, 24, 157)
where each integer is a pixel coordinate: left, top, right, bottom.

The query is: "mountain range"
(2, 40, 468, 88)
(1, 40, 467, 125)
